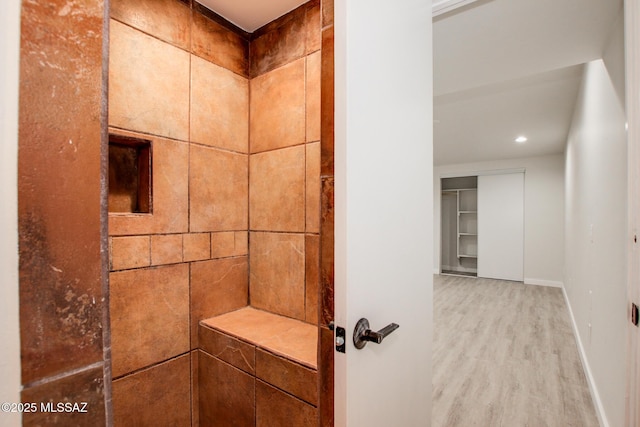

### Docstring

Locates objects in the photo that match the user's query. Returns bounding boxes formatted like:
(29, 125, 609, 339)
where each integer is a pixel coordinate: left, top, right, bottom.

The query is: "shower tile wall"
(17, 0, 333, 425)
(108, 130, 189, 235)
(18, 0, 108, 424)
(250, 232, 306, 319)
(191, 7, 249, 76)
(250, 60, 306, 153)
(108, 0, 332, 425)
(110, 0, 191, 50)
(109, 265, 190, 377)
(112, 355, 192, 426)
(190, 55, 249, 152)
(108, 0, 249, 424)
(109, 20, 190, 140)
(246, 3, 325, 426)
(248, 1, 322, 326)
(320, 1, 335, 425)
(250, 145, 306, 231)
(189, 144, 248, 231)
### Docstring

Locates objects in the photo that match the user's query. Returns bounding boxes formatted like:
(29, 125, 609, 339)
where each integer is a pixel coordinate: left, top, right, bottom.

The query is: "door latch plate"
(335, 326, 346, 353)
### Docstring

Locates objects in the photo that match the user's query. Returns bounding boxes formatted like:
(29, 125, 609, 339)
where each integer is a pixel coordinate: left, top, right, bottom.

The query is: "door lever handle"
(353, 318, 399, 349)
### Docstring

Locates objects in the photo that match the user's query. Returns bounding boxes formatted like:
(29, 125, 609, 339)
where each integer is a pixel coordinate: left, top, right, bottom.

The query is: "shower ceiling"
(195, 0, 309, 32)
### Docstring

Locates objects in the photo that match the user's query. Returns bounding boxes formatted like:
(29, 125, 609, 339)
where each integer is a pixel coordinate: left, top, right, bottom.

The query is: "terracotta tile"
(190, 55, 249, 153)
(250, 232, 305, 319)
(189, 144, 248, 232)
(250, 146, 305, 232)
(306, 52, 322, 143)
(256, 348, 318, 406)
(192, 2, 251, 39)
(183, 232, 211, 262)
(320, 178, 335, 325)
(18, 0, 105, 384)
(319, 326, 334, 427)
(199, 351, 255, 427)
(202, 307, 297, 346)
(306, 235, 320, 324)
(113, 355, 191, 426)
(151, 234, 183, 265)
(252, 1, 306, 38)
(109, 129, 189, 236)
(22, 366, 105, 426)
(110, 0, 190, 50)
(199, 325, 255, 374)
(260, 322, 318, 369)
(320, 27, 335, 176)
(202, 307, 318, 369)
(250, 58, 306, 153)
(190, 257, 249, 347)
(306, 142, 321, 232)
(305, 0, 322, 54)
(211, 231, 248, 258)
(111, 235, 150, 270)
(256, 380, 318, 427)
(192, 9, 249, 77)
(110, 264, 190, 377)
(109, 19, 190, 140)
(235, 231, 249, 255)
(191, 350, 200, 427)
(211, 232, 235, 258)
(322, 0, 334, 28)
(250, 6, 307, 78)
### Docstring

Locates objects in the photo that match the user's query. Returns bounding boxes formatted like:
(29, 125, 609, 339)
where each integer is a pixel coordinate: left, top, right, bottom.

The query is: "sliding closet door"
(477, 173, 524, 281)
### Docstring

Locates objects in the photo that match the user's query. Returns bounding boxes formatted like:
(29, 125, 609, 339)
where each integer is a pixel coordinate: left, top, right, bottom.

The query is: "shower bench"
(198, 306, 318, 425)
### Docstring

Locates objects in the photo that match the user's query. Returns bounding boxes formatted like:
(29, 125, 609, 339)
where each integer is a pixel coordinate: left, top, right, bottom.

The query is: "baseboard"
(561, 287, 610, 427)
(523, 278, 564, 288)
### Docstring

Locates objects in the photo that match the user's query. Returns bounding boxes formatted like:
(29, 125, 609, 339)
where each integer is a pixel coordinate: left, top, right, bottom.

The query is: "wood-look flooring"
(433, 275, 599, 427)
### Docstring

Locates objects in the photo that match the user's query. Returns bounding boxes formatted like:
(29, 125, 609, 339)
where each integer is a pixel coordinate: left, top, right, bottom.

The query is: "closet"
(440, 172, 524, 281)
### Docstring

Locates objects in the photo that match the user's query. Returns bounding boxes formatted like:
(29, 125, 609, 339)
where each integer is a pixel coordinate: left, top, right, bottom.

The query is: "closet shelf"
(441, 176, 478, 276)
(442, 187, 477, 192)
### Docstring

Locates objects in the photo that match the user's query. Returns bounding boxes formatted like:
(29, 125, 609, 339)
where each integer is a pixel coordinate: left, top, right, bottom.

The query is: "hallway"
(433, 275, 599, 426)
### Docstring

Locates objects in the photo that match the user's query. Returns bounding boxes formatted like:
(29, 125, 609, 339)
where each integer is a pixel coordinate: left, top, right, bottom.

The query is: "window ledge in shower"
(200, 306, 317, 370)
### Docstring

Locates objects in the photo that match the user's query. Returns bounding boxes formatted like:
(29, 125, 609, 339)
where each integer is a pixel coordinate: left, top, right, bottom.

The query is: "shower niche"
(108, 134, 152, 214)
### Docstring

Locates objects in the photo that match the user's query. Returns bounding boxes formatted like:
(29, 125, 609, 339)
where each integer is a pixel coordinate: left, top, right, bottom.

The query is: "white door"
(477, 173, 524, 281)
(625, 1, 640, 424)
(333, 1, 433, 426)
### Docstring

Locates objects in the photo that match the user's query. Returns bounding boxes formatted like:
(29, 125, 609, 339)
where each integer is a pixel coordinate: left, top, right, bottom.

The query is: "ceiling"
(434, 0, 623, 165)
(197, 0, 622, 166)
(196, 0, 308, 32)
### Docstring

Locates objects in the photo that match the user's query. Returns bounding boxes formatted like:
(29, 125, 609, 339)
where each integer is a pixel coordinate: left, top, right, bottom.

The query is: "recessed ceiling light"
(515, 136, 528, 143)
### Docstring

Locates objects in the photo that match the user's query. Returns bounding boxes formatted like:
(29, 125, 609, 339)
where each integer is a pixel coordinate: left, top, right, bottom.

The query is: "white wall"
(434, 154, 565, 286)
(563, 10, 627, 427)
(0, 0, 22, 425)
